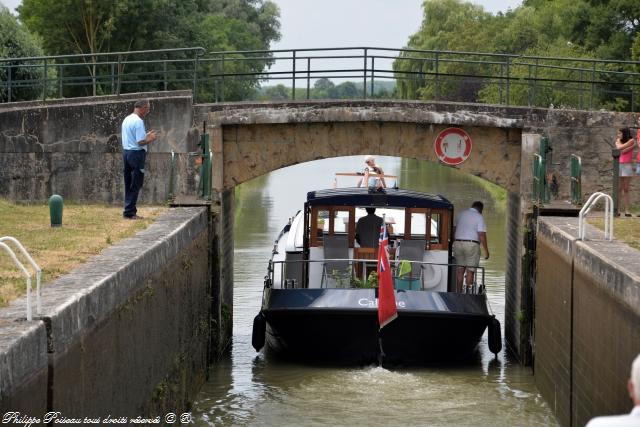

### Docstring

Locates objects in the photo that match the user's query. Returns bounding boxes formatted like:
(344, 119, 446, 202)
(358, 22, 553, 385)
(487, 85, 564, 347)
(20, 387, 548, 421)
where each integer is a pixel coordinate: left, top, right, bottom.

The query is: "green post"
(48, 194, 63, 227)
(199, 126, 211, 201)
(612, 148, 620, 215)
(570, 154, 582, 205)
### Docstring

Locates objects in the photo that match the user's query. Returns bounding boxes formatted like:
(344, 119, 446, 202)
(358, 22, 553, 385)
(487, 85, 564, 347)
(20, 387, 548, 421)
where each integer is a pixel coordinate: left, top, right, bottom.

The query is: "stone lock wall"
(535, 217, 640, 427)
(0, 207, 211, 417)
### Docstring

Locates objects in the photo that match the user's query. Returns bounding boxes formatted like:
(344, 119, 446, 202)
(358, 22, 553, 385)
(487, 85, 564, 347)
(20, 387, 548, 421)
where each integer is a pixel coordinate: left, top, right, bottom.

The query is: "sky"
(1, 1, 523, 48)
(1, 0, 522, 82)
(269, 0, 522, 51)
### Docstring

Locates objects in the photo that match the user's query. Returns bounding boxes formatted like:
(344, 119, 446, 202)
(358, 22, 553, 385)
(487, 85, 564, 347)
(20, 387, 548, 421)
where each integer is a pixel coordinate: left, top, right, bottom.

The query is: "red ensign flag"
(377, 216, 397, 329)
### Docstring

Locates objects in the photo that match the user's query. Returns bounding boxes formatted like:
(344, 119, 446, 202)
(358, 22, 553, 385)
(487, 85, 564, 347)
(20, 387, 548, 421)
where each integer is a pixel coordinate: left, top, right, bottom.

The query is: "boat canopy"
(306, 188, 454, 210)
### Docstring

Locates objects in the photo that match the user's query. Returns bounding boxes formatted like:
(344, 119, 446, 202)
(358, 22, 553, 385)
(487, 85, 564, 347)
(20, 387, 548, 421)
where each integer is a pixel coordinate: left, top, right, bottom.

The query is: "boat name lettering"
(358, 298, 405, 308)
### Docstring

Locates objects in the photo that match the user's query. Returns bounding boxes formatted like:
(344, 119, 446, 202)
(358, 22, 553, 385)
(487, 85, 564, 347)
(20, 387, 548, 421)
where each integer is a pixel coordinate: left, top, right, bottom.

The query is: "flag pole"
(378, 333, 386, 366)
(376, 213, 397, 367)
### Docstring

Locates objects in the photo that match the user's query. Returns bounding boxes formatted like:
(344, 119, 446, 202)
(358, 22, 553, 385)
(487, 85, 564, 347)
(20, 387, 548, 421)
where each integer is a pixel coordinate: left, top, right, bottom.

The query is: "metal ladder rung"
(0, 237, 42, 321)
(578, 192, 613, 241)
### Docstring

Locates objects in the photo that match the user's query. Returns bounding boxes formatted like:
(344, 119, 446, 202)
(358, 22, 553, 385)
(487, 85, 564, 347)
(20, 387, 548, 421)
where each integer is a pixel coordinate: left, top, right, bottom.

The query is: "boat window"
(309, 206, 355, 247)
(314, 209, 330, 245)
(409, 212, 427, 239)
(430, 213, 441, 244)
(403, 208, 451, 250)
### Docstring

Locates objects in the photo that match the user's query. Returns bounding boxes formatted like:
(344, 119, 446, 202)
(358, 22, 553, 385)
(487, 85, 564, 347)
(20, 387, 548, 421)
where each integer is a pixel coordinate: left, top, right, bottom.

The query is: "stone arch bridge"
(1, 92, 637, 362)
(204, 99, 636, 362)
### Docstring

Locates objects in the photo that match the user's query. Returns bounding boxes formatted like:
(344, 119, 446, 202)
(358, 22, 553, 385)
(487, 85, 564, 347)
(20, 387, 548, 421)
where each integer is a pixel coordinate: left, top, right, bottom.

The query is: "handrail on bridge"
(578, 192, 613, 241)
(2, 46, 639, 111)
(0, 236, 42, 321)
(1, 47, 205, 102)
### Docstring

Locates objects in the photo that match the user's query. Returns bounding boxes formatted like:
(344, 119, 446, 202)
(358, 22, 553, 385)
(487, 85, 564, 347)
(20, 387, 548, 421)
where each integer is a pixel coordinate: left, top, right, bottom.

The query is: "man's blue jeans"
(123, 150, 146, 217)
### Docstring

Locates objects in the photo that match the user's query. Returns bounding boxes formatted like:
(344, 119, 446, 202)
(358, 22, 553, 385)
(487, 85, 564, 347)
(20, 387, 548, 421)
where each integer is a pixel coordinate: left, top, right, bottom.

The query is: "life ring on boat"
(252, 312, 266, 352)
(421, 264, 442, 290)
(488, 315, 502, 356)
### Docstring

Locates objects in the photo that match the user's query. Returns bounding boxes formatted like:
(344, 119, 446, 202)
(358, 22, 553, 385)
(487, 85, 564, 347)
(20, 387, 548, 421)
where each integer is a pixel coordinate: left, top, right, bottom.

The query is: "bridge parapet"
(2, 47, 639, 112)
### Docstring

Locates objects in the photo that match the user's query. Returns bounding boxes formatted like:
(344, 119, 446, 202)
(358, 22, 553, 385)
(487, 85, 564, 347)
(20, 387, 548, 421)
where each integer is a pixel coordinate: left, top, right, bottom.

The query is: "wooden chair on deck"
(354, 247, 377, 282)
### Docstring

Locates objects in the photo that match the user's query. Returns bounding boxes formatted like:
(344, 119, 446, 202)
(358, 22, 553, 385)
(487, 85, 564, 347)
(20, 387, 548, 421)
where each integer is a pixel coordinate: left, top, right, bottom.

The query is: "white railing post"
(578, 192, 613, 241)
(0, 242, 32, 321)
(0, 237, 42, 317)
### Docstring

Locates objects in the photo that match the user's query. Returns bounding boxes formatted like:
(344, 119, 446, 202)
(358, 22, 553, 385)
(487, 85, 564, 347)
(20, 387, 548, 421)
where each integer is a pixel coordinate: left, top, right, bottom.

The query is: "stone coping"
(205, 100, 524, 128)
(0, 90, 192, 112)
(538, 216, 640, 314)
(0, 207, 208, 355)
(195, 100, 640, 132)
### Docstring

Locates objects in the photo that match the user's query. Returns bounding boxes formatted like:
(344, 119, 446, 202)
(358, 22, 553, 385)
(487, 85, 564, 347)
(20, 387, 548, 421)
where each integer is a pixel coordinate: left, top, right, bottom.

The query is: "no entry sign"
(434, 128, 472, 165)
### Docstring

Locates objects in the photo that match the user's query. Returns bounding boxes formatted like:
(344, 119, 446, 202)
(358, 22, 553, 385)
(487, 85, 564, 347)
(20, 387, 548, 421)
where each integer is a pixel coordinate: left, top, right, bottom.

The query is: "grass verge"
(0, 200, 166, 307)
(589, 213, 640, 251)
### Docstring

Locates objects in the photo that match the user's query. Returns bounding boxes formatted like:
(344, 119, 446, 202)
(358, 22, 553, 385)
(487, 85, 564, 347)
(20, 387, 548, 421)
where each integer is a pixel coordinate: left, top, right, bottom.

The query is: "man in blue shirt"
(121, 99, 157, 219)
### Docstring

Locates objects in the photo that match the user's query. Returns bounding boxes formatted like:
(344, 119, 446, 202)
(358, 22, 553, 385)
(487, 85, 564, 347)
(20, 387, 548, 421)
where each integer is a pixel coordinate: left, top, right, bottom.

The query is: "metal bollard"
(48, 194, 63, 227)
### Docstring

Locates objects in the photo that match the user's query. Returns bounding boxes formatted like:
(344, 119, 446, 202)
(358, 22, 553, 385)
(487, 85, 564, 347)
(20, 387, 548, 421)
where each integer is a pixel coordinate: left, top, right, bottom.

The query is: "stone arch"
(208, 101, 524, 194)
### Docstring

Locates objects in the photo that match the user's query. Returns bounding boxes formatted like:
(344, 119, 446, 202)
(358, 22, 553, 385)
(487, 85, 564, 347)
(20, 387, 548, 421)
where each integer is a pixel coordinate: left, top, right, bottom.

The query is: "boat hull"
(260, 288, 492, 365)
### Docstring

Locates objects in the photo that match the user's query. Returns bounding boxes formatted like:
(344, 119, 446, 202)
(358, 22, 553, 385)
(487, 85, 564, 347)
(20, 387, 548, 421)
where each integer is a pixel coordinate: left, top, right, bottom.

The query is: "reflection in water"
(192, 157, 557, 426)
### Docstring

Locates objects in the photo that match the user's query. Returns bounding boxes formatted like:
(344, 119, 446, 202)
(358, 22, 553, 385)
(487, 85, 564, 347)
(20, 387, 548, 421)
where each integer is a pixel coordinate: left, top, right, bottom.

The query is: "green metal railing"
(2, 46, 640, 111)
(570, 154, 582, 205)
(0, 47, 205, 103)
(198, 125, 212, 201)
(532, 136, 551, 204)
(532, 154, 546, 204)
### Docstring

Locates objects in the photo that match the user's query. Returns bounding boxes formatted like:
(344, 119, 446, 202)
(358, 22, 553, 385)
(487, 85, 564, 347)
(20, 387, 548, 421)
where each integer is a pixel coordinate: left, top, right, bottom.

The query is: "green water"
(191, 156, 558, 427)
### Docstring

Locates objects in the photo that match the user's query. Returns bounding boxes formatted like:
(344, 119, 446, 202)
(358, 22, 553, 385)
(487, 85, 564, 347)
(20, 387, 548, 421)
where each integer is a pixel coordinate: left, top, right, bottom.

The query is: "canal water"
(192, 156, 558, 426)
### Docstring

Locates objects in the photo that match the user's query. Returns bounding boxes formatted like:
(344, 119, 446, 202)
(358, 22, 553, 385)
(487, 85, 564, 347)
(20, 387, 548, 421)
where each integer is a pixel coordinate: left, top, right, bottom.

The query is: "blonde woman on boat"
(357, 155, 387, 189)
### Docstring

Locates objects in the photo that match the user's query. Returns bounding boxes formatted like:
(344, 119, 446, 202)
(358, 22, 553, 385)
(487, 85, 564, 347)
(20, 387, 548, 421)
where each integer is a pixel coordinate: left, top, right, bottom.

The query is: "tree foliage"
(17, 0, 281, 101)
(255, 79, 394, 101)
(0, 6, 46, 102)
(395, 0, 640, 110)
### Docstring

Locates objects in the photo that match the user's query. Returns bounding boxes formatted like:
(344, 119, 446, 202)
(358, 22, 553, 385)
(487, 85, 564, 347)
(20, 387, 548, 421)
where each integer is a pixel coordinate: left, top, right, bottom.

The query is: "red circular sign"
(434, 128, 472, 165)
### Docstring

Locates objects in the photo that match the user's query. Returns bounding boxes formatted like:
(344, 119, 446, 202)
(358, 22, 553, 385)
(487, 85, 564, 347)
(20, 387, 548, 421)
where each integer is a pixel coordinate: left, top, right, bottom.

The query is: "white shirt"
(453, 207, 486, 241)
(585, 406, 640, 426)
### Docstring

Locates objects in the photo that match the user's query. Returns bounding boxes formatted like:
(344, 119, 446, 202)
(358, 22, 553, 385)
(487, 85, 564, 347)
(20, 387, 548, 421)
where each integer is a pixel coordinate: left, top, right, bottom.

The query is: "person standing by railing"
(636, 116, 640, 216)
(121, 99, 157, 219)
(615, 128, 635, 217)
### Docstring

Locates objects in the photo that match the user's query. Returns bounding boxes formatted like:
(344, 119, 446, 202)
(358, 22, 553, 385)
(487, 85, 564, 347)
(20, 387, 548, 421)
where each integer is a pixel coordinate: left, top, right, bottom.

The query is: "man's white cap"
(364, 155, 375, 163)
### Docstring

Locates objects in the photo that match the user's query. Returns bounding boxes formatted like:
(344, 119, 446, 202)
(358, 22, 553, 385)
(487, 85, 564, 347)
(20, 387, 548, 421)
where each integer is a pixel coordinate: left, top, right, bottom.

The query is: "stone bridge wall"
(1, 94, 638, 205)
(0, 91, 199, 204)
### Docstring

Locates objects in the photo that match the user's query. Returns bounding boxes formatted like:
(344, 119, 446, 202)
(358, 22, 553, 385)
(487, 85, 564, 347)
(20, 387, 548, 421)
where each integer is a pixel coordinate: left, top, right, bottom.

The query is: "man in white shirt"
(452, 201, 489, 293)
(121, 99, 157, 219)
(586, 353, 640, 426)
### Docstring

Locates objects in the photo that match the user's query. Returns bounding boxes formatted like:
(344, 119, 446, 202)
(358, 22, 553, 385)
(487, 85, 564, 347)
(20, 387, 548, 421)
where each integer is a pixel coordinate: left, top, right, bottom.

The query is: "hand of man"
(146, 130, 157, 143)
(484, 251, 490, 260)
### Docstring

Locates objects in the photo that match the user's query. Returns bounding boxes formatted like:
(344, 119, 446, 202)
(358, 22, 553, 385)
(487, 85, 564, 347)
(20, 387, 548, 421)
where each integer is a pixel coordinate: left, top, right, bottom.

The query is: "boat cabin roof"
(306, 188, 453, 210)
